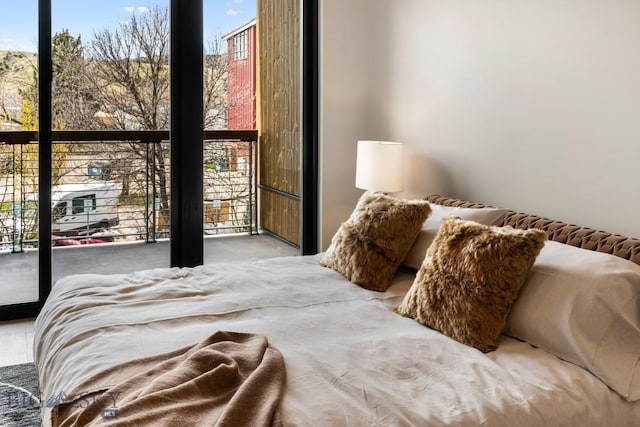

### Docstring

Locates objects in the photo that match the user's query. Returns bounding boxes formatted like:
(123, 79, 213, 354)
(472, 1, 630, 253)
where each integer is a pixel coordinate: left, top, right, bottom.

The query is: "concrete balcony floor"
(1, 233, 299, 306)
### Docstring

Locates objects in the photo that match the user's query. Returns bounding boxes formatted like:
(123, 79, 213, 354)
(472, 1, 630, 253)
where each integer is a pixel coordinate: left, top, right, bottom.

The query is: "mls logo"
(45, 391, 67, 408)
(101, 407, 119, 419)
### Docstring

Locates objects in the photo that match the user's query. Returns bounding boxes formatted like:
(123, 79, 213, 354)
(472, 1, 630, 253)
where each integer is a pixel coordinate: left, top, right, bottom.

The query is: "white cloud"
(227, 9, 240, 16)
(233, 0, 244, 3)
(0, 38, 17, 50)
(124, 6, 150, 14)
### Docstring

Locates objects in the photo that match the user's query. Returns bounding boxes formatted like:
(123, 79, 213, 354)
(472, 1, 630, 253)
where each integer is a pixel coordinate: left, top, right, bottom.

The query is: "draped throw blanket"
(51, 331, 285, 427)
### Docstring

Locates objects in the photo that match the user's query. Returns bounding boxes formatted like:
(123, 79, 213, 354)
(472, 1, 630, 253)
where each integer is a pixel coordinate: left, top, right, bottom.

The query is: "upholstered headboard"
(426, 195, 640, 266)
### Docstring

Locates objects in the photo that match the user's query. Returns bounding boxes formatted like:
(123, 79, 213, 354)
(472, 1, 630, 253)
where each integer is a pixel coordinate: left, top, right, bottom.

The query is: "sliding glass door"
(0, 0, 317, 321)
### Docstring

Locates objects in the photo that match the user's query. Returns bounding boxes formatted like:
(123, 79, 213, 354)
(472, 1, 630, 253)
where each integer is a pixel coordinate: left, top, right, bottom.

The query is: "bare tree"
(87, 7, 171, 221)
(0, 8, 246, 241)
(89, 7, 170, 130)
(204, 39, 229, 129)
(85, 6, 237, 231)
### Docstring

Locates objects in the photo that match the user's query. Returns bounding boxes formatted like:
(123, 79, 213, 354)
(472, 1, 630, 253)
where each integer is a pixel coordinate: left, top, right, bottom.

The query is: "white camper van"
(51, 182, 120, 235)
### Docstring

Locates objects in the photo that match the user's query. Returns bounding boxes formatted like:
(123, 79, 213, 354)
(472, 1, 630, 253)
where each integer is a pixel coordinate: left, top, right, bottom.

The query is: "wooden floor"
(0, 318, 35, 367)
(0, 233, 299, 367)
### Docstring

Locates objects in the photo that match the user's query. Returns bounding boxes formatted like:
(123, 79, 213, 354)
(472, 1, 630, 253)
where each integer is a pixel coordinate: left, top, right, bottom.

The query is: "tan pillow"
(321, 192, 431, 291)
(396, 216, 547, 352)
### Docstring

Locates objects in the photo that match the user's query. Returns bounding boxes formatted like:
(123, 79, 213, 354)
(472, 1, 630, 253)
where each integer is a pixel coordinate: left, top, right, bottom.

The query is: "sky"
(0, 0, 256, 52)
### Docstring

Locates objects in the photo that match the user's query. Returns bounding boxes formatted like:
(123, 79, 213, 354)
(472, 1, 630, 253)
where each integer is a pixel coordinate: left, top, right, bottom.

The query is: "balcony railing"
(0, 130, 258, 253)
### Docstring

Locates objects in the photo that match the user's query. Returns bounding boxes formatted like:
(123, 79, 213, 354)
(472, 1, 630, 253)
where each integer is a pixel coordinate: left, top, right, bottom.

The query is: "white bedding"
(35, 254, 640, 426)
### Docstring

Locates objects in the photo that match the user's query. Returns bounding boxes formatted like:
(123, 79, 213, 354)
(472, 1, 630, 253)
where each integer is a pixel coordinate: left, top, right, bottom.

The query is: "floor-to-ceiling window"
(0, 0, 317, 321)
(0, 1, 40, 317)
(49, 1, 173, 286)
(202, 1, 259, 262)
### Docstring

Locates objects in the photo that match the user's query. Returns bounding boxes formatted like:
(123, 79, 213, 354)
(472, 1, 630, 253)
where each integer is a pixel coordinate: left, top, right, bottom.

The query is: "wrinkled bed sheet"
(35, 255, 640, 426)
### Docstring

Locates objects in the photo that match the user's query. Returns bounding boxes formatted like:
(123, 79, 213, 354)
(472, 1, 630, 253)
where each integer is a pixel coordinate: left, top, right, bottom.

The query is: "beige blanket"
(51, 331, 285, 427)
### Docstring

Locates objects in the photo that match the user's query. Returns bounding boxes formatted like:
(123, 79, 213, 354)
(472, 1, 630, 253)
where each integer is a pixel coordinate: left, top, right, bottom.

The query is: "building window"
(233, 30, 248, 61)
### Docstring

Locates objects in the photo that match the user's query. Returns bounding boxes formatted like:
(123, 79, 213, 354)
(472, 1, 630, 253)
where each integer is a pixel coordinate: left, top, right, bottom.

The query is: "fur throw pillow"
(396, 216, 547, 352)
(321, 192, 431, 291)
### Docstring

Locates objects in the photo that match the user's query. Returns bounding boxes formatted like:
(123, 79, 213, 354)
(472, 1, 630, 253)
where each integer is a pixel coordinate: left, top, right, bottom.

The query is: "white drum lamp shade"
(355, 140, 404, 193)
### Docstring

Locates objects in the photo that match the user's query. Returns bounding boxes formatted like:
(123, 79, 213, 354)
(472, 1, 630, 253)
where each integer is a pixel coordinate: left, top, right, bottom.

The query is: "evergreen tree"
(52, 29, 99, 130)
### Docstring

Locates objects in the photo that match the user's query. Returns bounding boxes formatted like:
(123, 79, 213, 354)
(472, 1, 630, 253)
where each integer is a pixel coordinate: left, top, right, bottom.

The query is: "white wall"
(319, 0, 376, 248)
(321, 0, 640, 248)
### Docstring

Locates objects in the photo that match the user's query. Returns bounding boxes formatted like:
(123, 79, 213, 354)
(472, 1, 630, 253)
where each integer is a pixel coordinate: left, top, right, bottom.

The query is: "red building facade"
(222, 19, 257, 130)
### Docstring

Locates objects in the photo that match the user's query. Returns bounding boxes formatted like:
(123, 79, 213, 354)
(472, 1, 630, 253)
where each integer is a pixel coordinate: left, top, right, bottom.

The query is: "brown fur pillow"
(396, 216, 547, 352)
(321, 192, 431, 291)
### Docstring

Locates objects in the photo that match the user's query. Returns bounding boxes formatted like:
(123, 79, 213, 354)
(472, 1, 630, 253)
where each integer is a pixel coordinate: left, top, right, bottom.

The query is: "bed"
(34, 194, 640, 426)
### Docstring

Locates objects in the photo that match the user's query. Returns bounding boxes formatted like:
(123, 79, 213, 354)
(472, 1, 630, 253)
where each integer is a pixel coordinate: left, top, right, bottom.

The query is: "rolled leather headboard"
(426, 195, 640, 266)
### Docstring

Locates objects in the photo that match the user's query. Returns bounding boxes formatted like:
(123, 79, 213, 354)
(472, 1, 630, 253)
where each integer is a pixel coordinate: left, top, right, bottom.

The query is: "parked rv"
(51, 182, 120, 235)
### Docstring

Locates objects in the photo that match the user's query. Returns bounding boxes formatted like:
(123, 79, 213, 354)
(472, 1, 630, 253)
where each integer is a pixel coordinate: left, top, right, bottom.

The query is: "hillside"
(0, 50, 37, 130)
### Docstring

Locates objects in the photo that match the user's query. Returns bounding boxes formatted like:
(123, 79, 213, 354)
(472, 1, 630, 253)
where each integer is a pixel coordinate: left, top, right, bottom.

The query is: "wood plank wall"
(257, 0, 301, 246)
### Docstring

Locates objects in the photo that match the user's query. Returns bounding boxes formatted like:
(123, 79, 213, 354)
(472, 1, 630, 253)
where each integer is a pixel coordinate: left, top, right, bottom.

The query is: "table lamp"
(355, 140, 404, 193)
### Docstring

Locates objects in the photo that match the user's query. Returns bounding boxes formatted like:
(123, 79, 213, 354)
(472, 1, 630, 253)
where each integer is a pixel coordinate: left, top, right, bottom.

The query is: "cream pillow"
(320, 192, 431, 291)
(396, 216, 546, 352)
(402, 204, 509, 270)
(505, 240, 640, 401)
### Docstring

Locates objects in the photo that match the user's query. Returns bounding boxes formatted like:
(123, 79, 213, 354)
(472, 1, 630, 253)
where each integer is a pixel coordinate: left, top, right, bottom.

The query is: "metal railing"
(0, 130, 258, 252)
